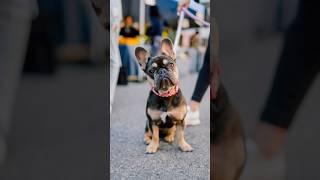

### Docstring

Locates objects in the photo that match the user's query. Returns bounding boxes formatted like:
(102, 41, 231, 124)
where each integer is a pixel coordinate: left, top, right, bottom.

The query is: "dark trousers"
(191, 41, 210, 102)
(260, 0, 319, 129)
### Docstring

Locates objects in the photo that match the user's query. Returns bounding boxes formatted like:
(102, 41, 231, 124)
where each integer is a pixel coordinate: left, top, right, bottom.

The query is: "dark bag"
(117, 66, 128, 85)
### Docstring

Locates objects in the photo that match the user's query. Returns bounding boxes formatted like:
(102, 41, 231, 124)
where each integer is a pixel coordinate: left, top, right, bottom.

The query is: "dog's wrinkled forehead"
(147, 55, 175, 68)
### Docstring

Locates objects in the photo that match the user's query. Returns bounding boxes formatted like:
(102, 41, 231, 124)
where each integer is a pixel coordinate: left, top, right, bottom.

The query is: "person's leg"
(188, 48, 197, 74)
(254, 0, 315, 159)
(191, 42, 210, 102)
(186, 42, 210, 125)
(0, 0, 33, 164)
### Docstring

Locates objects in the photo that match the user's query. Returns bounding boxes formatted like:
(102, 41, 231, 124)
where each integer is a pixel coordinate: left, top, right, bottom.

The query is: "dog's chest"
(147, 109, 173, 124)
(147, 105, 187, 124)
(157, 111, 175, 128)
(160, 112, 168, 123)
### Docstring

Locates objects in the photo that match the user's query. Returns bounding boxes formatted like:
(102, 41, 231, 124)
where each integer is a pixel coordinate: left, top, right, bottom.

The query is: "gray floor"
(110, 74, 210, 179)
(0, 65, 107, 180)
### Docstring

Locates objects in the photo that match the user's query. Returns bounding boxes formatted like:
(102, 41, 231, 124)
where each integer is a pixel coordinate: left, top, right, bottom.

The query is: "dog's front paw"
(179, 142, 193, 152)
(144, 137, 152, 145)
(144, 135, 152, 145)
(146, 142, 159, 154)
(164, 135, 174, 143)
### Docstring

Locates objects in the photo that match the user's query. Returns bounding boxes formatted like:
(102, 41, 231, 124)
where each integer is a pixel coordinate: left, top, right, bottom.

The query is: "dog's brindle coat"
(135, 39, 193, 153)
(211, 18, 246, 180)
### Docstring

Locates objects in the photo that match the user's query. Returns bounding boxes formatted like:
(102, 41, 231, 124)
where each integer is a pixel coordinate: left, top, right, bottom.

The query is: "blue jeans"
(119, 45, 144, 80)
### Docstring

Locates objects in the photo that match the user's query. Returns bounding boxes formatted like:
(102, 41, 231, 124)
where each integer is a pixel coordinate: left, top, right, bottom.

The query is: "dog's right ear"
(135, 47, 149, 70)
(160, 38, 175, 60)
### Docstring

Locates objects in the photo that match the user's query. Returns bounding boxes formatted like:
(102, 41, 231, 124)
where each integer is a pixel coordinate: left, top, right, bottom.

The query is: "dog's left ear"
(135, 47, 149, 70)
(160, 38, 175, 60)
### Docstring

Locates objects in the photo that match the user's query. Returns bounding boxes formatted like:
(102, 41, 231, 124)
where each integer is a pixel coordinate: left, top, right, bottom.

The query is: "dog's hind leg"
(144, 121, 152, 145)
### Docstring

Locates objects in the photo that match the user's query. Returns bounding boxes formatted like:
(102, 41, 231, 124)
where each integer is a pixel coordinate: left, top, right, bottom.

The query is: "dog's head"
(135, 38, 179, 93)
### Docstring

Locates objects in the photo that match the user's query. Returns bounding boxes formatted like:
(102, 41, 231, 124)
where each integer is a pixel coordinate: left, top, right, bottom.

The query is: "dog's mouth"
(159, 77, 174, 91)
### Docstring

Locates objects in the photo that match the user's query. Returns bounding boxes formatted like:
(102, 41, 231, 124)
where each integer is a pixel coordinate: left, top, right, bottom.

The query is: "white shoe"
(185, 106, 200, 126)
(242, 139, 286, 180)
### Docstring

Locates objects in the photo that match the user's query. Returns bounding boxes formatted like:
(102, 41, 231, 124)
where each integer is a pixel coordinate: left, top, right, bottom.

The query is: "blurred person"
(190, 30, 203, 73)
(179, 1, 246, 177)
(253, 0, 305, 159)
(191, 31, 201, 48)
(146, 5, 163, 56)
(109, 0, 123, 113)
(163, 20, 176, 42)
(58, 0, 93, 63)
(0, 0, 38, 164)
(185, 40, 210, 125)
(120, 15, 139, 38)
(178, 0, 210, 125)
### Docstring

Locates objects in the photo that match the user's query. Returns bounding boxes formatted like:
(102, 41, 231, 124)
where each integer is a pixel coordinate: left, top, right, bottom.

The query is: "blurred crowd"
(115, 3, 209, 84)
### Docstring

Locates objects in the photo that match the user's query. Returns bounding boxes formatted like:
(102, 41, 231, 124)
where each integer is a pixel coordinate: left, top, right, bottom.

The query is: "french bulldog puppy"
(135, 38, 193, 154)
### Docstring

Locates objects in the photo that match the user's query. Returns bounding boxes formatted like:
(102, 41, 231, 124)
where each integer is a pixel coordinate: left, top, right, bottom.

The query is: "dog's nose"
(158, 69, 166, 76)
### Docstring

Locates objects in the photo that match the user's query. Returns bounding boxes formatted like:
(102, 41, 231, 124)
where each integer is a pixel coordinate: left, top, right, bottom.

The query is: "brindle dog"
(211, 18, 246, 180)
(135, 39, 193, 154)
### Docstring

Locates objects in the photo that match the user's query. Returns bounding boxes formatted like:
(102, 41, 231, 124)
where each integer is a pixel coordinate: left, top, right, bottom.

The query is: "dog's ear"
(135, 47, 149, 70)
(160, 38, 175, 60)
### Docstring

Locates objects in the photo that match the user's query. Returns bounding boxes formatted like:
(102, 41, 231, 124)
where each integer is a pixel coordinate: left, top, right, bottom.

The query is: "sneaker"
(242, 139, 286, 180)
(185, 106, 200, 126)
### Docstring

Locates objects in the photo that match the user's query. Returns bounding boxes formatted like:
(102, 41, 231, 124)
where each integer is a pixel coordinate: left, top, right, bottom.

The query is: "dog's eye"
(169, 63, 174, 68)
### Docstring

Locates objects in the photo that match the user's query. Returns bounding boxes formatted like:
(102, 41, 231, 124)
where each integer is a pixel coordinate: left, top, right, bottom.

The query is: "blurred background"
(114, 0, 210, 83)
(0, 0, 107, 179)
(214, 0, 319, 180)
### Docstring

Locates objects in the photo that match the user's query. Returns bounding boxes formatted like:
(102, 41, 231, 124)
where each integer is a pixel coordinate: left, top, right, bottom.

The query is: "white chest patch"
(160, 112, 168, 123)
